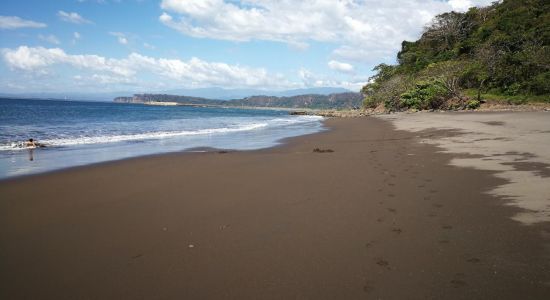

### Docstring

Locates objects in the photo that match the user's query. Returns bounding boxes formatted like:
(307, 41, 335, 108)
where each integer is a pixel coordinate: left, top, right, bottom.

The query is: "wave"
(0, 115, 323, 151)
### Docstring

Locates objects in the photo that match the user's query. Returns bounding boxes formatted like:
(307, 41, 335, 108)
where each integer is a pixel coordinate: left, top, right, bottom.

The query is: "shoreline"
(1, 115, 550, 298)
(0, 110, 326, 180)
(0, 125, 327, 183)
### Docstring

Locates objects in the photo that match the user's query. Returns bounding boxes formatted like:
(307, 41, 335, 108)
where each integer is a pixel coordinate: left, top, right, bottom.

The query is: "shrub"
(399, 81, 449, 110)
(504, 82, 522, 96)
(529, 72, 550, 95)
(466, 100, 481, 109)
(363, 96, 379, 108)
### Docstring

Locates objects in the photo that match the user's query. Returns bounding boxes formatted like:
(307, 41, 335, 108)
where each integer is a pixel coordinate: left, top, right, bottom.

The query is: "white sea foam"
(0, 115, 323, 151)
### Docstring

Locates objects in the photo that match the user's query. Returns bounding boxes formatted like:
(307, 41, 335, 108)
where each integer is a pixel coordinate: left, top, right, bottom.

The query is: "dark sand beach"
(1, 116, 549, 299)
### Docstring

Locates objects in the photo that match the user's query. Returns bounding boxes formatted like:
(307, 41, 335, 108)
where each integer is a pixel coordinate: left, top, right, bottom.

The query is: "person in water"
(25, 138, 45, 148)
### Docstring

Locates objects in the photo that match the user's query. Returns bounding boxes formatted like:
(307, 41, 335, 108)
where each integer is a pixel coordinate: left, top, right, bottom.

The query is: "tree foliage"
(363, 0, 550, 111)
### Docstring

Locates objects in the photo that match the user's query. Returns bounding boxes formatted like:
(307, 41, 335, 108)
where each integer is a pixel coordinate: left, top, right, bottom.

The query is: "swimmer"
(24, 138, 46, 148)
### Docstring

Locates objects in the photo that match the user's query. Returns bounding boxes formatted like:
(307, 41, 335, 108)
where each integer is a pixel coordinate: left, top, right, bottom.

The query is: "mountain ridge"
(114, 92, 363, 110)
(1, 87, 352, 102)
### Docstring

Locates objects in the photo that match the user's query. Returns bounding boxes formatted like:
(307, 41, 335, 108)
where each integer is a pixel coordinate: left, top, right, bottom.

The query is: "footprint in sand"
(450, 279, 467, 288)
(363, 282, 374, 293)
(442, 225, 453, 230)
(377, 218, 384, 223)
(387, 194, 395, 198)
(429, 190, 438, 194)
(432, 203, 443, 208)
(450, 273, 467, 288)
(467, 258, 481, 263)
(387, 208, 397, 213)
(376, 259, 390, 268)
(392, 228, 402, 234)
(438, 240, 450, 244)
(418, 184, 425, 188)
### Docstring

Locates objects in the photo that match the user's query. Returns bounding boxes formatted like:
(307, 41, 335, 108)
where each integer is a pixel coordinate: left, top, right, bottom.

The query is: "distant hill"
(160, 87, 352, 100)
(229, 93, 363, 109)
(114, 94, 225, 106)
(0, 87, 352, 102)
(114, 92, 363, 110)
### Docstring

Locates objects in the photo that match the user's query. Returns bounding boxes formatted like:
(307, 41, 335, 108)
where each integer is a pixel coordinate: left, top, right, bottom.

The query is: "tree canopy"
(362, 0, 550, 111)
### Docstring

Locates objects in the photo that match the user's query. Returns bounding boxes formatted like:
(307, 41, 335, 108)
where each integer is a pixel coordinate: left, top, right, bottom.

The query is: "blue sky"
(0, 0, 494, 93)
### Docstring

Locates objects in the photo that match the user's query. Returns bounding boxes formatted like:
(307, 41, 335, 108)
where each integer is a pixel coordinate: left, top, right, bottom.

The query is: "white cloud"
(109, 32, 129, 45)
(1, 46, 292, 89)
(75, 73, 133, 85)
(38, 34, 61, 45)
(57, 11, 93, 24)
(72, 32, 82, 45)
(299, 67, 366, 90)
(143, 42, 156, 50)
(159, 12, 173, 23)
(0, 16, 47, 29)
(159, 0, 495, 62)
(449, 0, 479, 12)
(328, 60, 354, 74)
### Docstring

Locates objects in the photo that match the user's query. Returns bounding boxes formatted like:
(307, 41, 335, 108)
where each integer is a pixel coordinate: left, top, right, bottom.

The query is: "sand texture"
(380, 112, 550, 225)
(1, 116, 550, 299)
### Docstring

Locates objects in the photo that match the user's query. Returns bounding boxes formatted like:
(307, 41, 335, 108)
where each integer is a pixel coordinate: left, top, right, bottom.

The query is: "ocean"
(0, 98, 324, 179)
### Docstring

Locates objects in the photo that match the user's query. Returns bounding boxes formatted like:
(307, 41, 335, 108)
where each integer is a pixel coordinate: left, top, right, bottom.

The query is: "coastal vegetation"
(362, 0, 550, 111)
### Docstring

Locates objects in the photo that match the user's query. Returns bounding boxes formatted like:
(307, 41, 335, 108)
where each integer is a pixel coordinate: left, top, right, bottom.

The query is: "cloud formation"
(57, 11, 93, 24)
(299, 67, 366, 90)
(38, 34, 61, 45)
(159, 0, 495, 62)
(110, 32, 129, 45)
(2, 46, 291, 89)
(0, 16, 47, 29)
(328, 60, 354, 74)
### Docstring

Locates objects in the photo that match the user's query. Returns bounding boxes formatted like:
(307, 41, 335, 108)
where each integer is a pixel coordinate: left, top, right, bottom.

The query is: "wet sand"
(1, 116, 549, 299)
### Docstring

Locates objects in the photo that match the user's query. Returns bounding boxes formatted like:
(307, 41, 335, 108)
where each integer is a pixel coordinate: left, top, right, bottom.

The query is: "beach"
(1, 114, 550, 299)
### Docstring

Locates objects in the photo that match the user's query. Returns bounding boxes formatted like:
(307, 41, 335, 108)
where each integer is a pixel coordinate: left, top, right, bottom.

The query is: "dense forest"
(362, 0, 549, 111)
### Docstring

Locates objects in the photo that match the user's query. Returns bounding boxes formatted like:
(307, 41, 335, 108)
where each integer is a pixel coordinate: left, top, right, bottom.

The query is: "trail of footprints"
(365, 147, 483, 294)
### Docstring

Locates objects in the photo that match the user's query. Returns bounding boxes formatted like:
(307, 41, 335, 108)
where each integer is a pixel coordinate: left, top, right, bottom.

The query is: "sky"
(0, 0, 495, 93)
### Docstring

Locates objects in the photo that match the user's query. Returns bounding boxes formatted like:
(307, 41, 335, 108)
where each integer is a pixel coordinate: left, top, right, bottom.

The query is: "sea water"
(0, 98, 324, 179)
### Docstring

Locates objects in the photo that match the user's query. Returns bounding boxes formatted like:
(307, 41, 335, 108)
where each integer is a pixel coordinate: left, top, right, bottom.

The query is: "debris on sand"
(313, 148, 334, 153)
